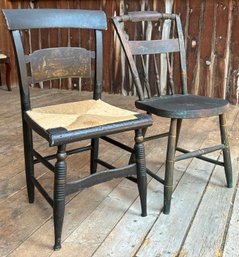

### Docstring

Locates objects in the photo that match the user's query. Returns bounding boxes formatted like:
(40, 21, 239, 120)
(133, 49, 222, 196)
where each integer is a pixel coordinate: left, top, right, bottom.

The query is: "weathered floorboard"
(0, 88, 238, 257)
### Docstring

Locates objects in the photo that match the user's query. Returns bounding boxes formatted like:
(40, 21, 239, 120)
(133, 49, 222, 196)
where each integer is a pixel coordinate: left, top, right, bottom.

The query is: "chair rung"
(144, 132, 169, 142)
(34, 146, 92, 163)
(127, 176, 137, 183)
(33, 150, 55, 172)
(96, 158, 115, 169)
(146, 168, 165, 184)
(101, 136, 134, 153)
(66, 145, 92, 155)
(66, 164, 137, 195)
(32, 177, 53, 207)
(33, 146, 92, 171)
(176, 145, 225, 163)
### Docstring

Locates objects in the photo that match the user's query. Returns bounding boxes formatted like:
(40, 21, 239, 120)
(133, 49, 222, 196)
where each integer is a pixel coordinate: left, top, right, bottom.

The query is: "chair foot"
(141, 212, 147, 217)
(26, 176, 35, 203)
(226, 177, 233, 188)
(28, 197, 34, 204)
(163, 186, 173, 215)
(163, 208, 170, 215)
(53, 240, 61, 251)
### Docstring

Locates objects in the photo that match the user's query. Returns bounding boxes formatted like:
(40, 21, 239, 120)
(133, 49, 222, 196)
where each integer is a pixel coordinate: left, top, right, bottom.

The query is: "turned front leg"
(53, 145, 67, 250)
(135, 129, 147, 217)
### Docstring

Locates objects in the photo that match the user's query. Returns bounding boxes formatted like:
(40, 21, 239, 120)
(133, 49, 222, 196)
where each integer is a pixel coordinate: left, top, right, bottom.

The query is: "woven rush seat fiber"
(27, 99, 137, 131)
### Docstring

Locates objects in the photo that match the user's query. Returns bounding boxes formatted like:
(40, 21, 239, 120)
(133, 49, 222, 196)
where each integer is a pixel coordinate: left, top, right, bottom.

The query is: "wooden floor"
(0, 86, 239, 257)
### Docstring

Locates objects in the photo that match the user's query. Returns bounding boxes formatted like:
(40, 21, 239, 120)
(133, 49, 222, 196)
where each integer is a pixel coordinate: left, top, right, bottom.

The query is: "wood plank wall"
(0, 0, 238, 104)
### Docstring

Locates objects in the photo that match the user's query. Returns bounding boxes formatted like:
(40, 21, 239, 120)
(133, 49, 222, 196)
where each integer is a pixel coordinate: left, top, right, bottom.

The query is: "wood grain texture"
(214, 0, 230, 99)
(28, 47, 93, 83)
(227, 1, 239, 104)
(0, 0, 238, 103)
(199, 1, 216, 97)
(0, 88, 239, 256)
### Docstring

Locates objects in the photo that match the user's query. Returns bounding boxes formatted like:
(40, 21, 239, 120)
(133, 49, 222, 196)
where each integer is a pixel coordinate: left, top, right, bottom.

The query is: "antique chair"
(112, 11, 232, 214)
(0, 53, 11, 91)
(3, 9, 152, 250)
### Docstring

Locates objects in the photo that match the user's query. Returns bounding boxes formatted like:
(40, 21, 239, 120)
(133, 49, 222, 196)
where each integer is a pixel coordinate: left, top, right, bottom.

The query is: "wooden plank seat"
(2, 9, 152, 250)
(112, 11, 233, 214)
(136, 94, 229, 119)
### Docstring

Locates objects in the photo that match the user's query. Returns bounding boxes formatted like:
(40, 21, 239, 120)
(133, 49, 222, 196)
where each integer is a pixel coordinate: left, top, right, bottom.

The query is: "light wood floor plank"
(1, 88, 238, 257)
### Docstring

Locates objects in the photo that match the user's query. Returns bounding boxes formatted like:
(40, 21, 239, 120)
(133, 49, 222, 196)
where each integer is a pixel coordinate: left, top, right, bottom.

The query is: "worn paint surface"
(0, 0, 238, 104)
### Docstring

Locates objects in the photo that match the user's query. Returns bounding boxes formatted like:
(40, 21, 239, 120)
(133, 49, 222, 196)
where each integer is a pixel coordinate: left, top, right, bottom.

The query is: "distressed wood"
(135, 160, 215, 257)
(114, 10, 233, 219)
(186, 1, 203, 95)
(28, 47, 93, 83)
(4, 8, 153, 251)
(0, 0, 239, 103)
(0, 89, 239, 256)
(227, 1, 239, 104)
(223, 182, 239, 257)
(222, 110, 239, 257)
(128, 39, 179, 55)
(0, 89, 139, 256)
(136, 108, 238, 257)
(214, 0, 230, 99)
(92, 108, 238, 257)
(199, 1, 216, 97)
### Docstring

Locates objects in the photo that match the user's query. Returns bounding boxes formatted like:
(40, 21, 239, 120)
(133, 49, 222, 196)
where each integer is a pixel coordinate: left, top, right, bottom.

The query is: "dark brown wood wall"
(0, 0, 239, 104)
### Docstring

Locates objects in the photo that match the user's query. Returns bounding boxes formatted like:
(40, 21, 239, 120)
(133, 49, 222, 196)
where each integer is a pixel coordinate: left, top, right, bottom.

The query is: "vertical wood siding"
(0, 0, 238, 104)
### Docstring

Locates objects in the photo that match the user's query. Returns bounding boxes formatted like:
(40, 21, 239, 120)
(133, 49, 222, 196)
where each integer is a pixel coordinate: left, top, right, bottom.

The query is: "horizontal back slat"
(3, 9, 107, 30)
(27, 47, 94, 83)
(128, 39, 180, 55)
(127, 11, 177, 22)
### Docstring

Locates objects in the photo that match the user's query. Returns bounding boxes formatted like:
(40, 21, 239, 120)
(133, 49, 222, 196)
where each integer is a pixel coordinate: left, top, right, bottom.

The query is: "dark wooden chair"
(0, 53, 11, 91)
(3, 9, 152, 250)
(112, 11, 232, 214)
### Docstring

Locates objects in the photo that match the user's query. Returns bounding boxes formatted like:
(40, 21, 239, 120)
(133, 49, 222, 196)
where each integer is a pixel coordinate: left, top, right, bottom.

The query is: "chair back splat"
(3, 9, 152, 250)
(112, 11, 233, 214)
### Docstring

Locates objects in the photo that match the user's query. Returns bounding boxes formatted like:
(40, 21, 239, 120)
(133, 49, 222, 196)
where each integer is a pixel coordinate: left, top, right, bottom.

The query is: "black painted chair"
(3, 9, 152, 250)
(112, 11, 232, 214)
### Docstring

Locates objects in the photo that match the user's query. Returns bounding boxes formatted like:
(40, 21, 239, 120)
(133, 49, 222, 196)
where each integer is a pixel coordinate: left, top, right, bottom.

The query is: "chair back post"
(175, 15, 187, 94)
(2, 9, 107, 108)
(11, 30, 31, 111)
(94, 30, 103, 100)
(112, 12, 188, 99)
(112, 16, 145, 101)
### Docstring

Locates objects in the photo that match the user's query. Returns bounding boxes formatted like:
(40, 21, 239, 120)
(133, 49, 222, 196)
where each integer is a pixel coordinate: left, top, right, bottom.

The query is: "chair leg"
(176, 119, 182, 147)
(164, 118, 177, 214)
(135, 129, 147, 217)
(129, 127, 147, 165)
(53, 145, 67, 250)
(219, 114, 233, 188)
(5, 61, 11, 91)
(22, 121, 35, 203)
(90, 138, 99, 174)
